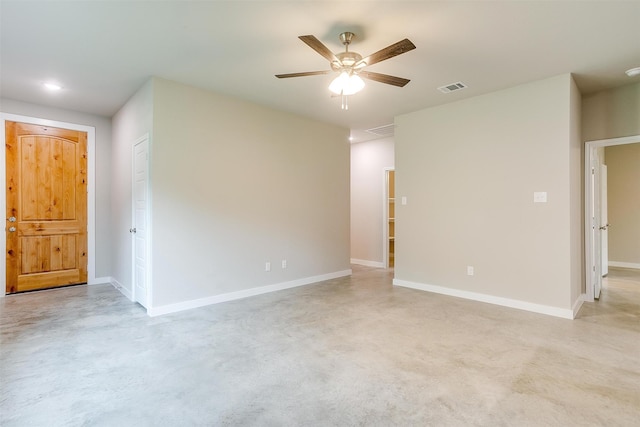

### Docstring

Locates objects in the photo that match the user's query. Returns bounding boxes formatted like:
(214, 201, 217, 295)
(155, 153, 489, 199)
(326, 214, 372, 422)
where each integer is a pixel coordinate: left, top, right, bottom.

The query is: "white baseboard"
(608, 261, 640, 270)
(350, 258, 385, 268)
(393, 278, 575, 319)
(148, 269, 353, 317)
(572, 295, 584, 318)
(89, 276, 112, 285)
(110, 278, 133, 301)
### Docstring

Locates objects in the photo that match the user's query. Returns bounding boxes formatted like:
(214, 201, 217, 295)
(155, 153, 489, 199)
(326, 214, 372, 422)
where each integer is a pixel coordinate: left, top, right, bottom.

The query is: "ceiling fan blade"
(275, 71, 331, 78)
(299, 35, 340, 64)
(359, 71, 411, 87)
(356, 38, 416, 68)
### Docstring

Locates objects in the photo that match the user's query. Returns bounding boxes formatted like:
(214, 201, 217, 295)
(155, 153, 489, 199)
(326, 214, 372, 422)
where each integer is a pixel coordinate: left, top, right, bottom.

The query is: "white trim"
(608, 261, 640, 270)
(111, 277, 133, 301)
(393, 278, 575, 319)
(0, 113, 97, 296)
(91, 276, 112, 285)
(351, 258, 384, 268)
(147, 269, 352, 317)
(584, 134, 640, 302)
(572, 296, 584, 318)
(585, 134, 640, 147)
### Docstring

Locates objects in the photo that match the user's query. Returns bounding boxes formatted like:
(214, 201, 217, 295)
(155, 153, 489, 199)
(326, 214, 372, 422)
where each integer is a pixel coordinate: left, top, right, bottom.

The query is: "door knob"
(8, 227, 16, 232)
(129, 228, 137, 233)
(8, 216, 16, 222)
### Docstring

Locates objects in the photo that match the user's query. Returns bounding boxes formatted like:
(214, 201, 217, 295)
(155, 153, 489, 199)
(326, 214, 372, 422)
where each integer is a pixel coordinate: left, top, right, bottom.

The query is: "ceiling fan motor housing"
(332, 52, 364, 71)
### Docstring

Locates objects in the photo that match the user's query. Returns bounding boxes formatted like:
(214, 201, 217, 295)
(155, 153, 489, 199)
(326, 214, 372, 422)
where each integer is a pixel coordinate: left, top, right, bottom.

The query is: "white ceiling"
(1, 1, 639, 142)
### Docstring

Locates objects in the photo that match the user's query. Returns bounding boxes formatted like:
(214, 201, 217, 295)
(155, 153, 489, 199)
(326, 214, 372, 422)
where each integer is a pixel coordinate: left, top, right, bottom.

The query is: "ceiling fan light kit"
(329, 72, 365, 95)
(276, 32, 415, 110)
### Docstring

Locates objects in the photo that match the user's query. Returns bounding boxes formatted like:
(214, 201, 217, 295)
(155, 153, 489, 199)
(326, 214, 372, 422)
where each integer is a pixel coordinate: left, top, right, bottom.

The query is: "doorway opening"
(585, 134, 640, 301)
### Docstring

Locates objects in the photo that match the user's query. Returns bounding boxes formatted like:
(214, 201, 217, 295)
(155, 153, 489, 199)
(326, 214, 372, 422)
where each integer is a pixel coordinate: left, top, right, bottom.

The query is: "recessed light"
(625, 67, 640, 77)
(43, 82, 62, 91)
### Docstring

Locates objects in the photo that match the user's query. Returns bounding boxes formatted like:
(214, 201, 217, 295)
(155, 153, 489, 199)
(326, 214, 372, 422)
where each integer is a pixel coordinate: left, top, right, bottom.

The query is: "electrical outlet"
(265, 262, 271, 272)
(534, 191, 548, 203)
(467, 266, 474, 276)
(281, 260, 287, 269)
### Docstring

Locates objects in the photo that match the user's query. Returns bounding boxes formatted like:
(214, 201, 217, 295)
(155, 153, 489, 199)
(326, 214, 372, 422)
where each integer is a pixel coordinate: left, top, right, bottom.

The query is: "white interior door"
(133, 137, 149, 308)
(591, 149, 603, 299)
(600, 164, 609, 277)
(382, 168, 394, 269)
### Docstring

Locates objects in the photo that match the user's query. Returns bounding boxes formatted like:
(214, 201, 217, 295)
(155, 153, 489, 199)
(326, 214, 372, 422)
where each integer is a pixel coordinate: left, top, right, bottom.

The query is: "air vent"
(437, 82, 467, 93)
(366, 124, 395, 138)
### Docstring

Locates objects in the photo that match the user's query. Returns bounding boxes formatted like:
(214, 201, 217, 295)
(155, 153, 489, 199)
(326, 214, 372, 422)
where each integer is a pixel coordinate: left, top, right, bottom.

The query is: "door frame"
(0, 113, 97, 296)
(584, 134, 640, 301)
(131, 134, 152, 308)
(382, 167, 394, 269)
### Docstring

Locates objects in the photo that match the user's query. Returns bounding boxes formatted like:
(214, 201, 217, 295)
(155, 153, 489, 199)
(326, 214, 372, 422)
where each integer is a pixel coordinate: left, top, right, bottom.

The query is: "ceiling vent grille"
(438, 82, 467, 93)
(366, 124, 395, 137)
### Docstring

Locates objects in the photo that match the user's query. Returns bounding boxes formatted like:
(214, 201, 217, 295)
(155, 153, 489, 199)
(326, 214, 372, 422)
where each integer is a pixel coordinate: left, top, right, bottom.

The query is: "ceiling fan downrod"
(339, 32, 355, 50)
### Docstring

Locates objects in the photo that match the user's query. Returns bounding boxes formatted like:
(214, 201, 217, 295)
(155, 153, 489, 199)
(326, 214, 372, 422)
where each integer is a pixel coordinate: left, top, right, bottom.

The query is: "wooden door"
(5, 121, 87, 293)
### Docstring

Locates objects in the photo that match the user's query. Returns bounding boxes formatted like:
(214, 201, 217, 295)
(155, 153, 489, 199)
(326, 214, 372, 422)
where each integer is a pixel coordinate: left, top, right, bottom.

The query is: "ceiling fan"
(276, 32, 416, 109)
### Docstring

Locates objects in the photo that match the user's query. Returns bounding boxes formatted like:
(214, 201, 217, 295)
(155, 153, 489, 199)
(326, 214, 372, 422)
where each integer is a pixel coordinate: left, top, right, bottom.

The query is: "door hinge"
(591, 168, 595, 175)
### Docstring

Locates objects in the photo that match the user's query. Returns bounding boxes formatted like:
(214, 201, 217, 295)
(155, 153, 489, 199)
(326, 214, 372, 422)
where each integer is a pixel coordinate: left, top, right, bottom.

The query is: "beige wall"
(111, 79, 154, 294)
(604, 143, 640, 266)
(583, 82, 640, 141)
(0, 98, 113, 279)
(569, 77, 584, 303)
(395, 74, 580, 313)
(351, 138, 394, 266)
(150, 78, 350, 307)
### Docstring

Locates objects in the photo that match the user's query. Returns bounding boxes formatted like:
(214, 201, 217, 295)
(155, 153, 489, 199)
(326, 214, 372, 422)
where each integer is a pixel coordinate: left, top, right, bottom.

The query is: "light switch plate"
(534, 192, 547, 203)
(401, 196, 407, 205)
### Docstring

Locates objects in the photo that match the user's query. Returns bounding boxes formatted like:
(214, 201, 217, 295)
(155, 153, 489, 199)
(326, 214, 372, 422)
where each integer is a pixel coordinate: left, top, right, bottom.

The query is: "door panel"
(133, 137, 149, 308)
(6, 121, 87, 293)
(592, 149, 602, 299)
(601, 164, 609, 277)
